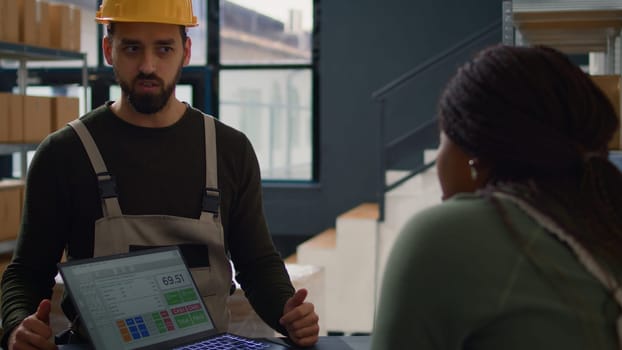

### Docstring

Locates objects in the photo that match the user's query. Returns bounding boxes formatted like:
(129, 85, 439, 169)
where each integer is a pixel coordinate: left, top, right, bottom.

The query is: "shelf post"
(17, 59, 27, 95)
(502, 1, 514, 46)
(606, 28, 618, 74)
(82, 56, 88, 113)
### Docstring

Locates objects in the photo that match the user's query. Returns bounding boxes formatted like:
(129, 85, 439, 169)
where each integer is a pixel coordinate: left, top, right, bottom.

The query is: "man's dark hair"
(106, 23, 188, 43)
(439, 44, 622, 269)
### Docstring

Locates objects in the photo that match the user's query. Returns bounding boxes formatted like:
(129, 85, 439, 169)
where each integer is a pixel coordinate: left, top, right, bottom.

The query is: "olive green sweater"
(1, 103, 294, 347)
(372, 193, 619, 350)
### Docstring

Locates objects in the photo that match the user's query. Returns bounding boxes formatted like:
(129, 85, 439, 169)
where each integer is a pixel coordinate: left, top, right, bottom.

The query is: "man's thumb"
(286, 288, 308, 310)
(35, 299, 52, 324)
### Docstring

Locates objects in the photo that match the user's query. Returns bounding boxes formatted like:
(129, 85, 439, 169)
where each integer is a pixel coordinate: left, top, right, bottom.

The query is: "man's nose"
(139, 52, 157, 75)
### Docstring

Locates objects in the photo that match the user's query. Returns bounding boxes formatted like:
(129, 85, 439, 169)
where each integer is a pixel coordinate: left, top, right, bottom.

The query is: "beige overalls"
(68, 115, 232, 332)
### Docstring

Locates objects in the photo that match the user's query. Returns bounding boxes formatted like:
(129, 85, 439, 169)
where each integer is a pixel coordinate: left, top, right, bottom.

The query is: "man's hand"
(280, 288, 319, 347)
(8, 299, 57, 350)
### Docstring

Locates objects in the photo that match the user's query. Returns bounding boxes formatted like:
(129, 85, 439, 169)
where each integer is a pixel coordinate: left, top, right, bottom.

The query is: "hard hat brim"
(95, 17, 199, 27)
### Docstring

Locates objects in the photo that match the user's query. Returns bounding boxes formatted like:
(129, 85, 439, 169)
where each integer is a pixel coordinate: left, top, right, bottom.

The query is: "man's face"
(103, 22, 191, 114)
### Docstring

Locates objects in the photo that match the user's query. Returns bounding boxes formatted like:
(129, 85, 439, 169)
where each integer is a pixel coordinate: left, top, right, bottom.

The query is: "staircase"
(295, 19, 500, 334)
(296, 155, 441, 334)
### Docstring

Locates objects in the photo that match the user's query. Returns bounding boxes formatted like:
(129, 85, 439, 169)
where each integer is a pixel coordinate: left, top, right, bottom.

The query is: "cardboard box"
(51, 96, 80, 131)
(0, 93, 9, 142)
(49, 3, 80, 51)
(0, 180, 24, 242)
(18, 0, 37, 46)
(70, 6, 81, 52)
(591, 75, 622, 149)
(0, 0, 3, 40)
(23, 95, 52, 143)
(8, 94, 24, 143)
(49, 2, 71, 50)
(0, 0, 20, 43)
(37, 0, 51, 48)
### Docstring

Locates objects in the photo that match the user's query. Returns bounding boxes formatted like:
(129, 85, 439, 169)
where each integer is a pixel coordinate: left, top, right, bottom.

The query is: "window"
(217, 0, 316, 181)
(188, 0, 208, 66)
(220, 69, 312, 179)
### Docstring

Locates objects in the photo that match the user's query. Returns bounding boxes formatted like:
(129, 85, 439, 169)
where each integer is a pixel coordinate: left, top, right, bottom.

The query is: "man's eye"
(158, 47, 173, 54)
(123, 46, 139, 53)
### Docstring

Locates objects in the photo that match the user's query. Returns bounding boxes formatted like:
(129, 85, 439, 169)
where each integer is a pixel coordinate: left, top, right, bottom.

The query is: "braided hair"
(439, 44, 622, 269)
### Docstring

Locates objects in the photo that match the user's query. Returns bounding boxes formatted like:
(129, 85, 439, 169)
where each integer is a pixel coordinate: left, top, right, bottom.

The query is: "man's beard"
(116, 65, 182, 115)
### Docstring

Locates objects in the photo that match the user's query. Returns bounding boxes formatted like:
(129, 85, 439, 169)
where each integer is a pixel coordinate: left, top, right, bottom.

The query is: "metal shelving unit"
(502, 1, 622, 165)
(0, 40, 88, 176)
(0, 41, 88, 253)
(503, 0, 622, 74)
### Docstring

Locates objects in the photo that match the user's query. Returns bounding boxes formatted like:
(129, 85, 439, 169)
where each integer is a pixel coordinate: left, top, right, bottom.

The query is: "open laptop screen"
(58, 247, 216, 350)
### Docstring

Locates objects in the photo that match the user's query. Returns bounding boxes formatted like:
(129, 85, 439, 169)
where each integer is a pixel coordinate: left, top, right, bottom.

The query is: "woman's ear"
(469, 158, 492, 188)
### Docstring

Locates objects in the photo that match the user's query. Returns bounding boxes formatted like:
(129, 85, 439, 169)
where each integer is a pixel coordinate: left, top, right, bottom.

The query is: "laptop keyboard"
(174, 334, 271, 349)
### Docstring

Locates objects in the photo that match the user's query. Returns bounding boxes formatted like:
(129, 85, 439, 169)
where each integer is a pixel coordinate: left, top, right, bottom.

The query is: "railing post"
(374, 98, 387, 327)
(378, 98, 386, 223)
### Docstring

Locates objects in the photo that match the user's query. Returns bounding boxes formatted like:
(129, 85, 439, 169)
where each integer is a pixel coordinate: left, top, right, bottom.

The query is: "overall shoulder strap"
(68, 119, 122, 217)
(200, 114, 220, 221)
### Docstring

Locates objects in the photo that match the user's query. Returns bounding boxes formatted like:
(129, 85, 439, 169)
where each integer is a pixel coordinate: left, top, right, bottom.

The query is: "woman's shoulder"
(400, 193, 505, 240)
(391, 193, 537, 272)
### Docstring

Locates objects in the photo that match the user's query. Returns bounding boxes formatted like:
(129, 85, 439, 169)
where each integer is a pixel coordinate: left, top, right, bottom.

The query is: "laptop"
(57, 246, 290, 350)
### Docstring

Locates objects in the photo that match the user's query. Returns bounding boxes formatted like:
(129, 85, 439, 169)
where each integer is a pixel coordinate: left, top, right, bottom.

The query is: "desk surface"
(58, 336, 371, 350)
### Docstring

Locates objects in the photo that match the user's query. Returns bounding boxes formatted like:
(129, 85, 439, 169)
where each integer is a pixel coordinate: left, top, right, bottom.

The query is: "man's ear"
(183, 37, 192, 66)
(103, 36, 113, 65)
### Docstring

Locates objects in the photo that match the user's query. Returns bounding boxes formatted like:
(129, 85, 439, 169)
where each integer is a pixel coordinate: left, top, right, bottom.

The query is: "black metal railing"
(372, 19, 502, 221)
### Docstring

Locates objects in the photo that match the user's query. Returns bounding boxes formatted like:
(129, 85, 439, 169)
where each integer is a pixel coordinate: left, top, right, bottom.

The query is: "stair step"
(339, 203, 378, 221)
(298, 228, 336, 250)
(284, 253, 298, 264)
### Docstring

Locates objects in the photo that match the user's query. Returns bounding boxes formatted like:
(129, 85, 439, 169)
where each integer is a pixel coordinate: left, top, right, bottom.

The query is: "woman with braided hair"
(371, 44, 622, 350)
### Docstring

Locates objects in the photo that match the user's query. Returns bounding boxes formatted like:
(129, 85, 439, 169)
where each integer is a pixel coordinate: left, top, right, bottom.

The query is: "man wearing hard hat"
(0, 0, 319, 349)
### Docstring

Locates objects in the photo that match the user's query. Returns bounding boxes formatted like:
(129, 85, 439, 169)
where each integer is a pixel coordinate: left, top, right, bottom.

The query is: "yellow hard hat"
(95, 0, 198, 27)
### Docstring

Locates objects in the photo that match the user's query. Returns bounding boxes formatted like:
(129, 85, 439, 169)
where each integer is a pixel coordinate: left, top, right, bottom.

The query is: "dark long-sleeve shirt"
(1, 103, 294, 347)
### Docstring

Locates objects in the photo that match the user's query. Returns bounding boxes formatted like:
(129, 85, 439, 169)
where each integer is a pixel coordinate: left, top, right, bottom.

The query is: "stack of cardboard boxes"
(0, 94, 79, 242)
(0, 0, 81, 52)
(0, 0, 83, 243)
(592, 76, 622, 149)
(0, 94, 80, 144)
(0, 180, 24, 243)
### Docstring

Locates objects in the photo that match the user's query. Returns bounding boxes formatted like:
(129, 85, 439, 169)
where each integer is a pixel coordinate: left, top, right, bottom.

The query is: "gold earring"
(468, 159, 478, 181)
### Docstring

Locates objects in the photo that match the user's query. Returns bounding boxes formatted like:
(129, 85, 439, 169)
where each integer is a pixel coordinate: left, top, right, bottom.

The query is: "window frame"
(208, 0, 320, 183)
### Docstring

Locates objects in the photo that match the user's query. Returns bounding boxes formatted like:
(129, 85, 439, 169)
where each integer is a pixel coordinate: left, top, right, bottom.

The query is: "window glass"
(220, 69, 312, 180)
(188, 0, 208, 66)
(221, 0, 312, 64)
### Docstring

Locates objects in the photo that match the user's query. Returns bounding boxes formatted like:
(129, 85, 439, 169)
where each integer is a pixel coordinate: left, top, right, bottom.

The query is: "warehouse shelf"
(0, 144, 38, 155)
(0, 40, 88, 108)
(0, 238, 17, 256)
(0, 40, 88, 159)
(0, 40, 85, 62)
(0, 41, 88, 249)
(503, 0, 622, 72)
